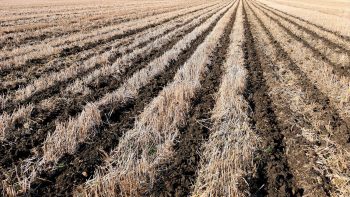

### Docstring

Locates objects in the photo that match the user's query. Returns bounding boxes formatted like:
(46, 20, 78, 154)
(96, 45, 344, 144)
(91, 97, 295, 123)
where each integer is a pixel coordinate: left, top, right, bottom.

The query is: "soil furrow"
(0, 5, 168, 34)
(242, 2, 300, 196)
(246, 3, 333, 194)
(0, 5, 192, 61)
(246, 1, 350, 148)
(274, 108, 333, 195)
(0, 4, 219, 96)
(1, 3, 219, 50)
(1, 0, 346, 196)
(150, 2, 238, 196)
(0, 5, 210, 79)
(25, 4, 231, 196)
(1, 14, 139, 50)
(0, 5, 223, 116)
(250, 2, 350, 78)
(256, 1, 350, 42)
(0, 12, 131, 49)
(0, 6, 222, 171)
(253, 1, 350, 54)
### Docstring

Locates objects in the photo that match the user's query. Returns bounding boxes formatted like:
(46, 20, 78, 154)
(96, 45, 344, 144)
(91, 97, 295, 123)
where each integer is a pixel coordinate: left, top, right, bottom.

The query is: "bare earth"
(0, 0, 349, 196)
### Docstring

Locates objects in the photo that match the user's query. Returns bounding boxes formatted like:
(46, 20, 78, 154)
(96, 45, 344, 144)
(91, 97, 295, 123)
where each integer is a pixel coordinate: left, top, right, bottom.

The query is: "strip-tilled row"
(251, 1, 350, 78)
(0, 2, 227, 169)
(0, 2, 235, 195)
(76, 1, 236, 196)
(0, 3, 220, 97)
(256, 0, 350, 41)
(245, 0, 350, 195)
(242, 2, 302, 196)
(0, 1, 226, 169)
(153, 2, 238, 196)
(0, 3, 206, 50)
(0, 3, 214, 78)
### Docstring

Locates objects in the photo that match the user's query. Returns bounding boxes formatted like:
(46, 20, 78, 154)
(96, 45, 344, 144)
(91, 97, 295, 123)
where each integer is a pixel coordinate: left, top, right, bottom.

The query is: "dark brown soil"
(0, 4, 219, 97)
(20, 4, 230, 197)
(245, 0, 350, 195)
(0, 4, 214, 85)
(0, 4, 223, 182)
(245, 2, 332, 195)
(0, 4, 224, 118)
(0, 5, 181, 47)
(2, 0, 347, 196)
(247, 1, 350, 145)
(242, 2, 302, 196)
(151, 2, 237, 197)
(251, 1, 350, 78)
(0, 7, 182, 50)
(255, 1, 350, 54)
(256, 0, 350, 42)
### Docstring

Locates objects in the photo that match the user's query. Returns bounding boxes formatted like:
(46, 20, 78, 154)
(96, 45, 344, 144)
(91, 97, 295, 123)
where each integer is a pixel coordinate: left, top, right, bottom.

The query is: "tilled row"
(76, 1, 237, 196)
(251, 1, 350, 78)
(0, 2, 221, 98)
(256, 0, 350, 41)
(247, 1, 350, 132)
(0, 4, 178, 55)
(0, 2, 235, 196)
(0, 2, 210, 51)
(0, 3, 225, 115)
(242, 2, 299, 196)
(0, 2, 139, 25)
(245, 0, 350, 196)
(0, 1, 206, 37)
(2, 1, 227, 169)
(152, 2, 238, 196)
(0, 1, 227, 169)
(255, 1, 350, 50)
(192, 2, 259, 196)
(0, 0, 207, 26)
(0, 3, 217, 79)
(28, 4, 232, 193)
(0, 2, 214, 73)
(0, 5, 179, 49)
(28, 3, 233, 196)
(2, 0, 349, 196)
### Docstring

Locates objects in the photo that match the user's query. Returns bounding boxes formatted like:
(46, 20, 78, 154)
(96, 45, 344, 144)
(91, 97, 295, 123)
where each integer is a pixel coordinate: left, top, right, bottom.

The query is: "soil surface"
(1, 0, 349, 196)
(257, 1, 350, 42)
(243, 1, 350, 196)
(0, 6, 225, 195)
(151, 3, 237, 196)
(252, 1, 350, 77)
(242, 3, 302, 196)
(0, 2, 221, 170)
(26, 4, 230, 196)
(0, 4, 214, 89)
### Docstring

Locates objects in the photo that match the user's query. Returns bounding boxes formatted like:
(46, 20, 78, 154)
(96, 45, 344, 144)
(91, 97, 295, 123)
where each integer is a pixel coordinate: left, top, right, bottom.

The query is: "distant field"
(0, 0, 349, 196)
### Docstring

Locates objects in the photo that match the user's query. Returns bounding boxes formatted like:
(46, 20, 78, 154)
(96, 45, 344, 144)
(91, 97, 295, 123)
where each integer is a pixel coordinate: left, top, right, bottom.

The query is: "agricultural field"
(0, 0, 349, 196)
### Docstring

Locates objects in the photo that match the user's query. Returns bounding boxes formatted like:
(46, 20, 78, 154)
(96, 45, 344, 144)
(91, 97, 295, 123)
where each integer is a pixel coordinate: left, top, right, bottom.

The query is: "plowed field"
(1, 0, 349, 196)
